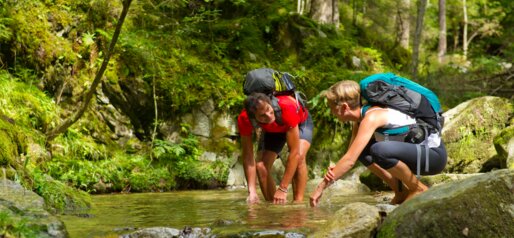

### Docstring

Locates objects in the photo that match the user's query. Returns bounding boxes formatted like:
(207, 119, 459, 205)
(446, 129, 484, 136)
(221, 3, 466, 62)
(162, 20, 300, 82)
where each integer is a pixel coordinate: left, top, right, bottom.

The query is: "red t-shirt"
(238, 95, 308, 136)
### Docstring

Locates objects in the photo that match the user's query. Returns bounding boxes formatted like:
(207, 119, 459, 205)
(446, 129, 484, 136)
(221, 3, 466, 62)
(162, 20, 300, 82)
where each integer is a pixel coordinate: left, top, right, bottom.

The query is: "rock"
(378, 169, 514, 238)
(226, 161, 247, 188)
(441, 96, 513, 173)
(199, 99, 215, 116)
(199, 151, 217, 162)
(0, 179, 68, 238)
(359, 169, 390, 191)
(307, 178, 373, 208)
(493, 123, 514, 169)
(420, 173, 481, 187)
(311, 202, 380, 238)
(122, 226, 212, 238)
(191, 109, 211, 138)
(121, 227, 181, 238)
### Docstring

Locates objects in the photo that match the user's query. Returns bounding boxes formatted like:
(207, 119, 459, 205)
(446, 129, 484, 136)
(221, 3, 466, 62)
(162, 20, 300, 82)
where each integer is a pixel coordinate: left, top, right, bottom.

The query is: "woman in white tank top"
(310, 80, 447, 207)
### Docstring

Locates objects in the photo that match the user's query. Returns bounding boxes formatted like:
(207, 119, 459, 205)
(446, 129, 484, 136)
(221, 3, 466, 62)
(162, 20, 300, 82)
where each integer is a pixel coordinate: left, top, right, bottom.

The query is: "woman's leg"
(358, 139, 407, 203)
(386, 161, 428, 201)
(370, 141, 446, 201)
(366, 164, 409, 204)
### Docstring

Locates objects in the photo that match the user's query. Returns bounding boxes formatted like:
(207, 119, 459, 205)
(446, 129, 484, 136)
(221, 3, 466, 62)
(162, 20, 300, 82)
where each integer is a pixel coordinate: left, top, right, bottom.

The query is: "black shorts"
(257, 112, 313, 154)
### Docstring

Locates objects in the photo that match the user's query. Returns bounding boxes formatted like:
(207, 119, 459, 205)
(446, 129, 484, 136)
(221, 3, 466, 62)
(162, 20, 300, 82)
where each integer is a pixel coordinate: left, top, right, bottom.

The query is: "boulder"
(311, 202, 380, 238)
(493, 123, 514, 169)
(442, 96, 513, 173)
(307, 178, 373, 207)
(0, 179, 67, 237)
(378, 169, 514, 238)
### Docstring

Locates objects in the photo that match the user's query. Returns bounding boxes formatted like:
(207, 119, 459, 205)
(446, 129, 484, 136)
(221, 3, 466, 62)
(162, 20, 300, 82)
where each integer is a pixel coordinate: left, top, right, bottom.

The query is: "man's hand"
(273, 189, 287, 204)
(246, 192, 260, 204)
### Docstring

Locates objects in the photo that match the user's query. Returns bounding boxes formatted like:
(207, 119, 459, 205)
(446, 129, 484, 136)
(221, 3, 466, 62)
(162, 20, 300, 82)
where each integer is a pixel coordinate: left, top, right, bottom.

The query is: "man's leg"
(256, 150, 278, 201)
(292, 139, 311, 202)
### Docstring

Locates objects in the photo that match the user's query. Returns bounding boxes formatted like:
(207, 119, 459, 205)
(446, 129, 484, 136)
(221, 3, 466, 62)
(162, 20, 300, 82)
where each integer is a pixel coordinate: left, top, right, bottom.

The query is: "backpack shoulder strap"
(361, 104, 372, 117)
(271, 96, 284, 125)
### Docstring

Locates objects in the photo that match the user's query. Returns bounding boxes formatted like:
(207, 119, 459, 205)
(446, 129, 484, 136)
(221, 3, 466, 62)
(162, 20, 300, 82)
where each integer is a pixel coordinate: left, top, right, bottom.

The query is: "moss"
(493, 125, 514, 158)
(0, 117, 27, 166)
(32, 172, 91, 214)
(443, 97, 513, 173)
(378, 169, 514, 237)
(359, 170, 390, 191)
(444, 97, 512, 142)
(420, 174, 452, 186)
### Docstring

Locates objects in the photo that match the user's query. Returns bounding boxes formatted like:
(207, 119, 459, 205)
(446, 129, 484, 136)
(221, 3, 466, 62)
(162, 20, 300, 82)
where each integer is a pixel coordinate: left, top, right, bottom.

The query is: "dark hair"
(243, 92, 271, 117)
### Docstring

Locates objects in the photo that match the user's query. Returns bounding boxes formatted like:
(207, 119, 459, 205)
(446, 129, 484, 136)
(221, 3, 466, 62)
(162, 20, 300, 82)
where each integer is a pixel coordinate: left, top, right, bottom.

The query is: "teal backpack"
(360, 73, 444, 177)
(360, 72, 444, 141)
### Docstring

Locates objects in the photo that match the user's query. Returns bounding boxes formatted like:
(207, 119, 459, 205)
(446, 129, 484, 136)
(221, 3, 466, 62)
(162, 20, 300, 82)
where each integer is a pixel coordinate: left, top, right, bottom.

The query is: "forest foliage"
(0, 0, 512, 217)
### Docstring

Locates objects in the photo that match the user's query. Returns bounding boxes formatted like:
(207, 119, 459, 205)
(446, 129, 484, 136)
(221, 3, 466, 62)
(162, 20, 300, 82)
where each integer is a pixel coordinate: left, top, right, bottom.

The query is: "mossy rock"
(0, 179, 69, 237)
(0, 116, 27, 167)
(312, 202, 380, 238)
(441, 96, 513, 173)
(378, 169, 514, 238)
(493, 123, 514, 169)
(359, 170, 390, 191)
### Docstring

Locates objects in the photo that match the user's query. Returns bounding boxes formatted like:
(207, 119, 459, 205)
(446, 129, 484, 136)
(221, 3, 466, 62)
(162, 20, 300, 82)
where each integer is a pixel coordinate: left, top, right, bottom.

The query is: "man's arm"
(241, 135, 259, 203)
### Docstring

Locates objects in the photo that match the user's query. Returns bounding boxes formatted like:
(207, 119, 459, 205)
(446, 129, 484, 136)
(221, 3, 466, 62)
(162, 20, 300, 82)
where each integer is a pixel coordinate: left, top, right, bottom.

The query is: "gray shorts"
(258, 112, 313, 154)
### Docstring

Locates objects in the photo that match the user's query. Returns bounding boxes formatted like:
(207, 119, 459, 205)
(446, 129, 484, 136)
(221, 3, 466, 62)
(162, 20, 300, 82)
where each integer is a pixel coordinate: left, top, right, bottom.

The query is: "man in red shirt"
(238, 92, 313, 204)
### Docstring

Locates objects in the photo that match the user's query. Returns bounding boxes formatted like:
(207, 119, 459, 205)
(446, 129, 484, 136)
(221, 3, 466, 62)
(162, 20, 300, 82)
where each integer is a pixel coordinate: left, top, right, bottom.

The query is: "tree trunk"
(45, 0, 133, 142)
(410, 0, 427, 79)
(438, 0, 447, 63)
(310, 0, 340, 28)
(397, 0, 411, 49)
(462, 0, 468, 59)
(297, 0, 308, 14)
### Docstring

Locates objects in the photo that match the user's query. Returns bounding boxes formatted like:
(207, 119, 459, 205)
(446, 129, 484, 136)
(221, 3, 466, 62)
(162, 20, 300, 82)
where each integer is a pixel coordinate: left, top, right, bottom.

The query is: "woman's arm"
(310, 109, 388, 206)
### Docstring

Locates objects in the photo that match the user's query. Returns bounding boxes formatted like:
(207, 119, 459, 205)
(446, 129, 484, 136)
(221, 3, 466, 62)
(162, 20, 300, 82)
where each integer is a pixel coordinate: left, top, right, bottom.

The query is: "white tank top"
(366, 107, 441, 147)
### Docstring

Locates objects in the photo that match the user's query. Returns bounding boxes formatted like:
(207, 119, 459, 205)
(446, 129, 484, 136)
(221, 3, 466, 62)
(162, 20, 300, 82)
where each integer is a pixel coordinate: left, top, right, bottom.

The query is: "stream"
(60, 189, 378, 237)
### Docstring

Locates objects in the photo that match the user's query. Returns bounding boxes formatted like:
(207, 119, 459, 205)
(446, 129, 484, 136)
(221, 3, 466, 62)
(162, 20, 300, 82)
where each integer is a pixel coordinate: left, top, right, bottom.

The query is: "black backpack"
(242, 68, 305, 128)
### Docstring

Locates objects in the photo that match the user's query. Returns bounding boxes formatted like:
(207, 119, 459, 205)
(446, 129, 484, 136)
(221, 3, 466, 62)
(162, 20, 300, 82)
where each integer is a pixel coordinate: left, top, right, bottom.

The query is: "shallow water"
(60, 189, 377, 237)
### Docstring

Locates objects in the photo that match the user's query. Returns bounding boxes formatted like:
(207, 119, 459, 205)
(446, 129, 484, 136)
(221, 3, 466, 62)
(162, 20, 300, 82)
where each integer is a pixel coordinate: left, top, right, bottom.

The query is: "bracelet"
(277, 186, 288, 193)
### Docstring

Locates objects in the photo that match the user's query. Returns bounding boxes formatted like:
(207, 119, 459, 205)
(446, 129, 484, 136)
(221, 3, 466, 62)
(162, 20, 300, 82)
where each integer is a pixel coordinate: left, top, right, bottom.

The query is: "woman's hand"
(309, 186, 324, 207)
(324, 165, 336, 182)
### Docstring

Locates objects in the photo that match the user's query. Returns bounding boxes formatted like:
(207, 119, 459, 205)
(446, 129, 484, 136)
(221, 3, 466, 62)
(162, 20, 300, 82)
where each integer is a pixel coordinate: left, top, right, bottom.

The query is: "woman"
(238, 92, 313, 204)
(310, 80, 447, 207)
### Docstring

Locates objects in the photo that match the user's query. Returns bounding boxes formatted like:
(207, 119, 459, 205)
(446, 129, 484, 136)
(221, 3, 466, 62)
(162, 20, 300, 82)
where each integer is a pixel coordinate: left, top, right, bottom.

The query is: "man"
(237, 68, 313, 204)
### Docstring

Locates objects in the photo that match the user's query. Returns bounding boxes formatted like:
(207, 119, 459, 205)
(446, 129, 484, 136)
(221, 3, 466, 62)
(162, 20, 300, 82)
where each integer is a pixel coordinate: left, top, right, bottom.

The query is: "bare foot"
(390, 189, 409, 205)
(404, 182, 428, 202)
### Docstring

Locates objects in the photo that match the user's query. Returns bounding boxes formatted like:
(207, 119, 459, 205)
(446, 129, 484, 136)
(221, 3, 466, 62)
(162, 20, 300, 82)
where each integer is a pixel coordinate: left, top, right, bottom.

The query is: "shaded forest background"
(0, 0, 512, 212)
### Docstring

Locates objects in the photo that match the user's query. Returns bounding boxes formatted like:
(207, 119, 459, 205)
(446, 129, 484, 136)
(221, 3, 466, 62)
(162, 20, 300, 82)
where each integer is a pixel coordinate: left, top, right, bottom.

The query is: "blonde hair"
(322, 80, 361, 109)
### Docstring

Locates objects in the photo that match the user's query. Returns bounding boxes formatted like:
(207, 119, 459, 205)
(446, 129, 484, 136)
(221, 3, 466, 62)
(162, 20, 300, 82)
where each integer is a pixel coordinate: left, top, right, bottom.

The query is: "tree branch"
(46, 0, 133, 142)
